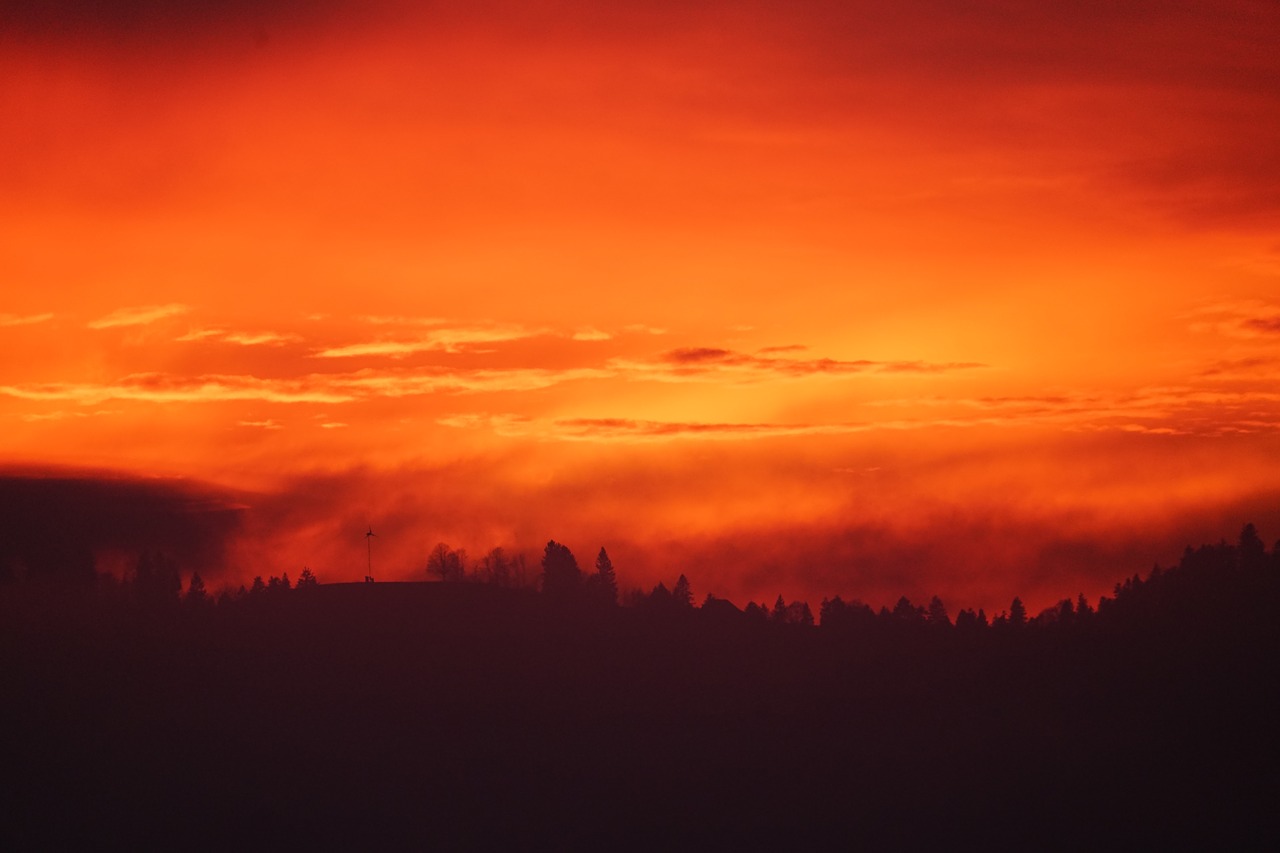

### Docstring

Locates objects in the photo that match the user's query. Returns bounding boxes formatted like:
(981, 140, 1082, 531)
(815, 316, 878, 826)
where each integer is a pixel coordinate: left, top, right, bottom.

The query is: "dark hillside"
(2, 538, 1278, 850)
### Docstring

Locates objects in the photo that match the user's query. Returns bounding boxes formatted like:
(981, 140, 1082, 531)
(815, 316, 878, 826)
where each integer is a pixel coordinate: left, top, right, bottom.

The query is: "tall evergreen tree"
(592, 547, 618, 605)
(1009, 597, 1027, 628)
(1239, 522, 1266, 571)
(672, 574, 693, 608)
(772, 595, 788, 622)
(927, 596, 950, 627)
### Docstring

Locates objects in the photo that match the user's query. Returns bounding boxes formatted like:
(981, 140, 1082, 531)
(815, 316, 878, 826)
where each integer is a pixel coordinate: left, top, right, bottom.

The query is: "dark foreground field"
(3, 560, 1278, 850)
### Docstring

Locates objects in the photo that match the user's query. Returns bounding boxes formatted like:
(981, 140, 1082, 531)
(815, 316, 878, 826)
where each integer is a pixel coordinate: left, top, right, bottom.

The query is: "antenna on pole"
(365, 526, 376, 583)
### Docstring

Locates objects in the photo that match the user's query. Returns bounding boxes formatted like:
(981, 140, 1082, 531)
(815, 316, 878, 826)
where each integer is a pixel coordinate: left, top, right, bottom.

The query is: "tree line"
(25, 522, 1273, 645)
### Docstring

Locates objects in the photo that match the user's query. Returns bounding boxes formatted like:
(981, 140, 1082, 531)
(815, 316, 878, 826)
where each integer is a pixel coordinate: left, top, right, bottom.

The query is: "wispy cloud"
(549, 418, 874, 441)
(20, 410, 89, 422)
(869, 385, 1280, 436)
(337, 366, 612, 395)
(434, 378, 1280, 443)
(439, 413, 972, 443)
(315, 324, 549, 358)
(572, 327, 612, 341)
(238, 419, 284, 430)
(1199, 356, 1280, 381)
(0, 312, 54, 327)
(0, 364, 611, 407)
(356, 315, 449, 326)
(1244, 316, 1280, 335)
(612, 347, 986, 383)
(623, 324, 668, 336)
(179, 328, 301, 346)
(88, 303, 190, 329)
(1187, 300, 1280, 340)
(0, 374, 352, 405)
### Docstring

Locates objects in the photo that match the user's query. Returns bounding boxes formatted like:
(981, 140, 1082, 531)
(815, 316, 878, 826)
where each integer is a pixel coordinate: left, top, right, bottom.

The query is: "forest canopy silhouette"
(2, 517, 1277, 847)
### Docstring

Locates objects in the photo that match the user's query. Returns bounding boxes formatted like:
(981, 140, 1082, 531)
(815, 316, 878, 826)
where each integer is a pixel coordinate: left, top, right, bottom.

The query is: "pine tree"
(772, 595, 787, 622)
(1009, 597, 1027, 628)
(796, 601, 815, 626)
(1239, 523, 1266, 571)
(593, 547, 618, 605)
(672, 574, 693, 608)
(927, 596, 950, 627)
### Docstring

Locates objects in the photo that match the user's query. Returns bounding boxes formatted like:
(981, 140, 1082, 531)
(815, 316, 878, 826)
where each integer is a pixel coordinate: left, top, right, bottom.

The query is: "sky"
(2, 1, 1279, 613)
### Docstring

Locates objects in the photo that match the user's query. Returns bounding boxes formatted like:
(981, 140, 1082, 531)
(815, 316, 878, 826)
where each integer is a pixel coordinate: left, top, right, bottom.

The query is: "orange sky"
(3, 1, 1279, 613)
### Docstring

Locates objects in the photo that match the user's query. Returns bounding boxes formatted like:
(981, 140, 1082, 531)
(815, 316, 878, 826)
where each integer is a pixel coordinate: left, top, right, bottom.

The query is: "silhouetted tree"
(820, 596, 876, 630)
(297, 568, 318, 588)
(1056, 597, 1075, 623)
(1034, 598, 1075, 627)
(479, 547, 512, 587)
(793, 601, 815, 626)
(428, 543, 466, 583)
(1239, 523, 1266, 572)
(926, 596, 950, 627)
(250, 576, 266, 596)
(1009, 597, 1027, 628)
(586, 547, 618, 605)
(540, 540, 581, 597)
(892, 596, 925, 624)
(768, 596, 813, 625)
(824, 594, 844, 622)
(672, 574, 693, 608)
(772, 595, 788, 622)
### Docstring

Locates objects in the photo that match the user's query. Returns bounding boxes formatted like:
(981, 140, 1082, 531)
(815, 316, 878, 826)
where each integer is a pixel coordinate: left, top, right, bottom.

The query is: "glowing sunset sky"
(3, 1, 1279, 612)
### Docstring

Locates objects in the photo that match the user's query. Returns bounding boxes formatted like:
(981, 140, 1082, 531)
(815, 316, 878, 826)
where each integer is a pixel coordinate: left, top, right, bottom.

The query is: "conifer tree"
(593, 547, 618, 605)
(1009, 597, 1027, 627)
(672, 574, 693, 608)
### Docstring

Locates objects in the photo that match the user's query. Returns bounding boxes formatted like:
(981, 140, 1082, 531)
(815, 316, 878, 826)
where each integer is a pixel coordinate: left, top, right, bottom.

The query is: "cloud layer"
(88, 304, 189, 329)
(4, 1, 1279, 611)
